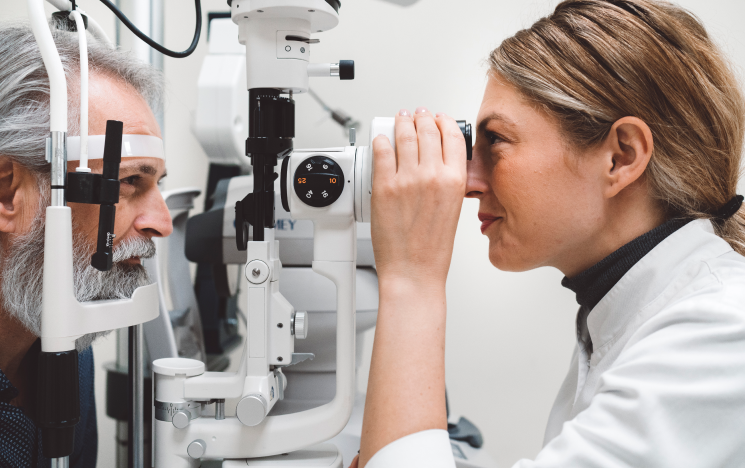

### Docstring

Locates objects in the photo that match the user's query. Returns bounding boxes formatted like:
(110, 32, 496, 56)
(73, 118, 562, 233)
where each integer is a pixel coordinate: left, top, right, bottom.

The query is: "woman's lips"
(478, 213, 502, 234)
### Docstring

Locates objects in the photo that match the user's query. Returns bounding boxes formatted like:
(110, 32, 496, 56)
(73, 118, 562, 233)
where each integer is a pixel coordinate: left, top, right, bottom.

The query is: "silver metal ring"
(154, 400, 201, 422)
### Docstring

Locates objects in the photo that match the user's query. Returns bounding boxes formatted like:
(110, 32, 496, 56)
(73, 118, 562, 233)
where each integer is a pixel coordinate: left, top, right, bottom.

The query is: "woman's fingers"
(436, 113, 468, 175)
(413, 107, 443, 169)
(394, 109, 419, 172)
(372, 134, 397, 183)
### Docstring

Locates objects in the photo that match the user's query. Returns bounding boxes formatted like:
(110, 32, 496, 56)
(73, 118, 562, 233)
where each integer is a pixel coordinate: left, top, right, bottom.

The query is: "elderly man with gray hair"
(0, 21, 173, 467)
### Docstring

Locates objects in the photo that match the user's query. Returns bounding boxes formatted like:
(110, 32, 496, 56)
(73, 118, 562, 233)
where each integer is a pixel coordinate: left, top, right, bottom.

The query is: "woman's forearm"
(359, 277, 448, 467)
(359, 109, 466, 466)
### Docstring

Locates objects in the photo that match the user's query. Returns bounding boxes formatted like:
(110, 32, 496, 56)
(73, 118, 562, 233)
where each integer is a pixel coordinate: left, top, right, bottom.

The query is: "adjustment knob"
(292, 311, 308, 340)
(339, 60, 355, 80)
(172, 411, 190, 429)
(187, 439, 207, 459)
(236, 394, 268, 427)
(294, 156, 345, 207)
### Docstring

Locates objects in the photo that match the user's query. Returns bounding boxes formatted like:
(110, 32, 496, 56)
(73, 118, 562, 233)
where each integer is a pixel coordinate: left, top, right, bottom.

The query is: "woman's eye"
(486, 131, 504, 146)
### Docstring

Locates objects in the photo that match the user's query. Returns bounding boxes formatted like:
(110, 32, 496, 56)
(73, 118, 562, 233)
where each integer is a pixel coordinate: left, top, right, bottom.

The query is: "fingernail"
(415, 106, 428, 114)
(399, 109, 410, 117)
(436, 112, 447, 118)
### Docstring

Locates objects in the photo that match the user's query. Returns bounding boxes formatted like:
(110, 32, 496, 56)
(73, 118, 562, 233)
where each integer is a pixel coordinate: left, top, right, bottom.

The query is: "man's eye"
(120, 175, 141, 185)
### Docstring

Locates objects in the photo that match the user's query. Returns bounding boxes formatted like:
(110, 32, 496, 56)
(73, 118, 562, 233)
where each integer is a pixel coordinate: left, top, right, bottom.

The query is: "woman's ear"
(0, 157, 38, 234)
(601, 117, 654, 198)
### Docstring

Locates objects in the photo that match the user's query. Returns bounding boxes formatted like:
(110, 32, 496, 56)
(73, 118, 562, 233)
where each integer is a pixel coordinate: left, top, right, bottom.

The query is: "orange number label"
(330, 178, 337, 184)
(298, 178, 307, 184)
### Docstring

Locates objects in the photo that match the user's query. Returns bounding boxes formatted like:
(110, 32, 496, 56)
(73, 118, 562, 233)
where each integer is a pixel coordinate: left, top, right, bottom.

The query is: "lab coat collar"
(585, 219, 732, 357)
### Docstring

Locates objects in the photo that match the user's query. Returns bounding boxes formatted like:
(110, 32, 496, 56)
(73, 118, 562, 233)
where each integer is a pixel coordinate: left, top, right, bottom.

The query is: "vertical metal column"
(128, 325, 144, 468)
(48, 128, 69, 468)
(51, 458, 70, 468)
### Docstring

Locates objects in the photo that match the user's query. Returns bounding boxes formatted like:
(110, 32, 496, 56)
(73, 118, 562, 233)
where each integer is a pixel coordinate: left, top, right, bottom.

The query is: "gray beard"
(1, 206, 156, 352)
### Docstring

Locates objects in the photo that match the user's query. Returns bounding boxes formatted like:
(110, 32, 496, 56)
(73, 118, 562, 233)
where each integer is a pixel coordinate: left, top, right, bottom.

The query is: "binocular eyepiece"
(456, 120, 473, 160)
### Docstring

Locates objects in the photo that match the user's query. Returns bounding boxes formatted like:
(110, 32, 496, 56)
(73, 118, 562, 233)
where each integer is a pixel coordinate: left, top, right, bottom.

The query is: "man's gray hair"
(0, 20, 164, 349)
(0, 20, 164, 174)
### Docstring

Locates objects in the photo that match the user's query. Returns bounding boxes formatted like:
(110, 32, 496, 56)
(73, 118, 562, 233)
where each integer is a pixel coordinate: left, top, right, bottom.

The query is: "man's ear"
(601, 117, 654, 198)
(0, 157, 37, 234)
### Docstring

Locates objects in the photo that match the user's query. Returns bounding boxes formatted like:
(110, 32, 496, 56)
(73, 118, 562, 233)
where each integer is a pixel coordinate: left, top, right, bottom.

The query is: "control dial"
(293, 156, 345, 207)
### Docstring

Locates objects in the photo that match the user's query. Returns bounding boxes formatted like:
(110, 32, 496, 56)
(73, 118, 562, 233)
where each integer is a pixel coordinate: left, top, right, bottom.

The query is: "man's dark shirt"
(0, 342, 97, 468)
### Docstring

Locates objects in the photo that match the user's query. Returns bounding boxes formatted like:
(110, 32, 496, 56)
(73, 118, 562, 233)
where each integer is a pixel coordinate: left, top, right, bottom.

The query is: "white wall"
(4, 0, 745, 467)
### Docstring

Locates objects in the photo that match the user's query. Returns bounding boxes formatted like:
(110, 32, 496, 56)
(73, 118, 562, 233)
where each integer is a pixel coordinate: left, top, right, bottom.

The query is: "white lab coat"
(367, 219, 745, 468)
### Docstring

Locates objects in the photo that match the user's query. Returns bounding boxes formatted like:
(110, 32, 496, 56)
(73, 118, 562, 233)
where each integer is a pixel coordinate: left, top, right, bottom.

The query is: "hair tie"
(713, 195, 744, 222)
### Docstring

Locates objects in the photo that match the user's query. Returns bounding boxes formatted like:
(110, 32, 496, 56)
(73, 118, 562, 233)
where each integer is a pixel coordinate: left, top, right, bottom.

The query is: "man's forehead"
(89, 73, 161, 138)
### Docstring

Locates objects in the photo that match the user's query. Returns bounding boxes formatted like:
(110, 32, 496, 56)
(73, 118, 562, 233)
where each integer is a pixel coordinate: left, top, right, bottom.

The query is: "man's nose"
(466, 146, 489, 199)
(134, 190, 173, 238)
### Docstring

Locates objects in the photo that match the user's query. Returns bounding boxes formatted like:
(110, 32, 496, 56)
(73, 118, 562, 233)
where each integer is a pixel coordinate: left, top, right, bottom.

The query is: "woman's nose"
(466, 148, 489, 198)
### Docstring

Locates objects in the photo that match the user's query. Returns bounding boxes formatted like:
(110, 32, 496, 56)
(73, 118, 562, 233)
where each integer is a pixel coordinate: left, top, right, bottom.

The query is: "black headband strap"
(713, 195, 744, 222)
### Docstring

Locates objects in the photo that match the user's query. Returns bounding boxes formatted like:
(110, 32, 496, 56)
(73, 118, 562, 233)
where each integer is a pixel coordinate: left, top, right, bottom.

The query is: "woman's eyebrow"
(477, 113, 517, 134)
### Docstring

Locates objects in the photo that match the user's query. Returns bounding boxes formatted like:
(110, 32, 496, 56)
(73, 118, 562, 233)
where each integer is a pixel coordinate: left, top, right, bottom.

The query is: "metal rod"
(51, 457, 70, 468)
(215, 399, 225, 420)
(128, 324, 144, 468)
(49, 130, 67, 207)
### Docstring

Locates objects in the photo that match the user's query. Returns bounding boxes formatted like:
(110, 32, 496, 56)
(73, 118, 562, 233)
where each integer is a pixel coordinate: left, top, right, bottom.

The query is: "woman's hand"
(371, 108, 467, 289)
(359, 108, 466, 468)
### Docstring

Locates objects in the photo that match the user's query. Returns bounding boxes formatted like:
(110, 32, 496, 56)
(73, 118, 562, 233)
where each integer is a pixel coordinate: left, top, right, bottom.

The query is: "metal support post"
(128, 325, 144, 468)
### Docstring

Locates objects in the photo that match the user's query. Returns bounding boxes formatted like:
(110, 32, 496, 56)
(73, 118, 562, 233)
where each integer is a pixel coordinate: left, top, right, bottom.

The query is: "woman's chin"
(488, 244, 533, 272)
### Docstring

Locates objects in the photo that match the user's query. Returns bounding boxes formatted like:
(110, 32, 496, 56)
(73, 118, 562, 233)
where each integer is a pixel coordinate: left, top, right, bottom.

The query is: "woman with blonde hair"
(356, 0, 745, 467)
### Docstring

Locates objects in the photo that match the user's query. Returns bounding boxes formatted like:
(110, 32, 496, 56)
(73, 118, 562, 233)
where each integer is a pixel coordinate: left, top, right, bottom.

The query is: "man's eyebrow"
(477, 113, 517, 134)
(118, 164, 161, 177)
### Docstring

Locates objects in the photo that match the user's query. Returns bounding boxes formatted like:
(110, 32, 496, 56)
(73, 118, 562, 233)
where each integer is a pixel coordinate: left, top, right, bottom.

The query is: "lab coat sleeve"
(365, 429, 456, 468)
(514, 289, 745, 467)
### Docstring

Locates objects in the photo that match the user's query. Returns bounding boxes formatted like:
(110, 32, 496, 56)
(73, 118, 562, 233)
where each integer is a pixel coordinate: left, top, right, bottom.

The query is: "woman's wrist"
(378, 273, 448, 297)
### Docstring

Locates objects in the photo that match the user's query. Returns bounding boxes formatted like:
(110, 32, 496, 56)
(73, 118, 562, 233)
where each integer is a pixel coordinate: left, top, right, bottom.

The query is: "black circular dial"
(294, 156, 345, 208)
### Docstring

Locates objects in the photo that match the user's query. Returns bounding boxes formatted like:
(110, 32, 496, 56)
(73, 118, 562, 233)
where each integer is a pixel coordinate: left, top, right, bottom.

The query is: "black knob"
(339, 60, 354, 80)
(294, 156, 345, 208)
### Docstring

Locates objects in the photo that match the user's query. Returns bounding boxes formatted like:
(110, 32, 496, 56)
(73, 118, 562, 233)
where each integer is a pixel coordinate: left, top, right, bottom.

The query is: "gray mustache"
(112, 236, 156, 262)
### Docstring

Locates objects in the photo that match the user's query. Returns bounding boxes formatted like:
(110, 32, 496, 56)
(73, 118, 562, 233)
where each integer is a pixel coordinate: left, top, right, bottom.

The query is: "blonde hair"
(490, 0, 745, 254)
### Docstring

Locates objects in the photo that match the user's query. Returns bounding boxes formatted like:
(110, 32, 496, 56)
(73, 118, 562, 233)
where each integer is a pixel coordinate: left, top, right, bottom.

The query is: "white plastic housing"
(354, 117, 395, 223)
(223, 444, 342, 468)
(218, 176, 375, 266)
(232, 0, 339, 93)
(41, 207, 160, 352)
(287, 147, 358, 262)
(192, 19, 250, 167)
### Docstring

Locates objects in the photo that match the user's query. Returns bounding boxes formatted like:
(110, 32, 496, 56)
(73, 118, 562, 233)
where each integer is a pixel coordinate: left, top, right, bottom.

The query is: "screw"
(277, 356, 283, 362)
(252, 268, 261, 278)
(277, 323, 284, 328)
(309, 9, 315, 12)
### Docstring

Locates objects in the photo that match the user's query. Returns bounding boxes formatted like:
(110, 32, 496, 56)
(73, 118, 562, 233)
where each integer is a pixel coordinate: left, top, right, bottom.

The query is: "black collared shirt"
(562, 218, 693, 356)
(0, 342, 97, 468)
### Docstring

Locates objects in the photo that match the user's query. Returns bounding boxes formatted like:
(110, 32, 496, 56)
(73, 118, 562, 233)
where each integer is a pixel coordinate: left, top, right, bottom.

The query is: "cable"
(97, 0, 202, 58)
